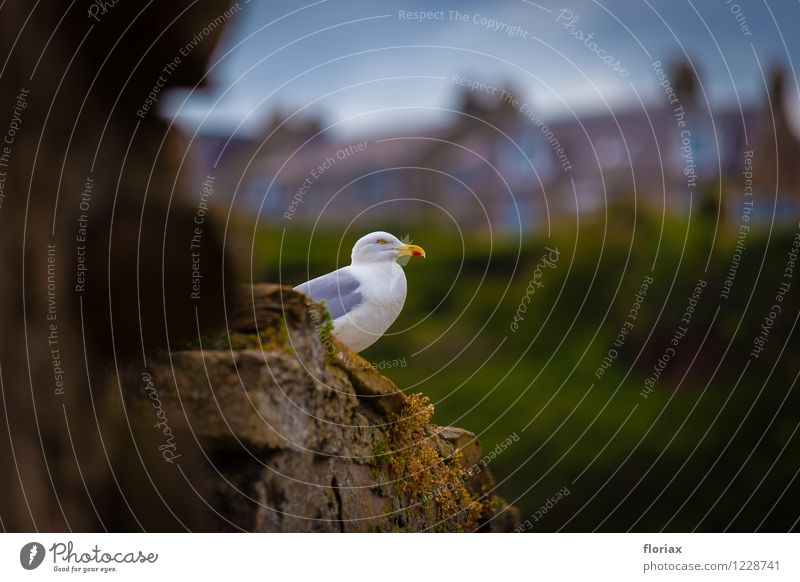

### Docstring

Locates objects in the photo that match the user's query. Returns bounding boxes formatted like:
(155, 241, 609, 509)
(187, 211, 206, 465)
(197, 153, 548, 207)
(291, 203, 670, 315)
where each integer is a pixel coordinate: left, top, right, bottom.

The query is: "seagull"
(294, 231, 426, 352)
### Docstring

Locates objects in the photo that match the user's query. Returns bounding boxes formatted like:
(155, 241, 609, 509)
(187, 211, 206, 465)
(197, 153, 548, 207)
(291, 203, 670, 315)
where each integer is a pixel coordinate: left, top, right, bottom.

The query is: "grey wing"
(294, 268, 363, 320)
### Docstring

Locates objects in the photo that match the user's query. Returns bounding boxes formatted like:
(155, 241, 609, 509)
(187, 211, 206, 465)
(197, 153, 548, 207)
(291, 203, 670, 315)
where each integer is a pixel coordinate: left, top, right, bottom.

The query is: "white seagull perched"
(294, 231, 426, 352)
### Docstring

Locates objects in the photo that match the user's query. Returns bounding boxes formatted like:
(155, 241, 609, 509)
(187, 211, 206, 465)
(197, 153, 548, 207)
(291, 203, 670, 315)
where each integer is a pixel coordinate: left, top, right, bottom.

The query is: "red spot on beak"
(412, 250, 422, 256)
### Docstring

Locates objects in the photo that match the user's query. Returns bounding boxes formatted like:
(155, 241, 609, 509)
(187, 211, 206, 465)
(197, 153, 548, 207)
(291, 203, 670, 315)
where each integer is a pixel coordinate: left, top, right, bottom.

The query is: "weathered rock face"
(124, 284, 518, 532)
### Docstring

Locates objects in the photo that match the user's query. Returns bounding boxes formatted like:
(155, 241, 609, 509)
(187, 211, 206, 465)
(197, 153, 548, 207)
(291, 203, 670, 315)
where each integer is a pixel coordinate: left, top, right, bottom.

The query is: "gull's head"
(350, 231, 426, 265)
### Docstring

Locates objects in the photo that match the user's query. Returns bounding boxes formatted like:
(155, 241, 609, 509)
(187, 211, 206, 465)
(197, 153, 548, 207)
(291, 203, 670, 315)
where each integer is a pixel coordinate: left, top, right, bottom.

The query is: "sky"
(164, 0, 800, 139)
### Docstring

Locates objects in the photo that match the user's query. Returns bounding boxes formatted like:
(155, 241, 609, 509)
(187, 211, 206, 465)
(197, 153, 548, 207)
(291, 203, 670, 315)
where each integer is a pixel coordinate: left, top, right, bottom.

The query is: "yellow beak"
(397, 243, 426, 258)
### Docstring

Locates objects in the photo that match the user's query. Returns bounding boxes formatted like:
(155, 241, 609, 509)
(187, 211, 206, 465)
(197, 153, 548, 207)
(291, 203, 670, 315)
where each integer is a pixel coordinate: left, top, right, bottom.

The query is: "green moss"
(182, 320, 292, 353)
(312, 301, 336, 364)
(370, 438, 390, 469)
(319, 301, 335, 333)
(317, 301, 337, 364)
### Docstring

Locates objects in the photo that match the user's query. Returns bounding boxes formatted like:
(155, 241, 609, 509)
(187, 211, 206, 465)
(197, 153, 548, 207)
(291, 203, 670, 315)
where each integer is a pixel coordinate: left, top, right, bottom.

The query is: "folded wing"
(294, 268, 363, 320)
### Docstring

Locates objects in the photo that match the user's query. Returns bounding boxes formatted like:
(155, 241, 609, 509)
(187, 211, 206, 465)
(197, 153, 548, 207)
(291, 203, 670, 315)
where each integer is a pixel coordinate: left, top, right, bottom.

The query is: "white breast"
(332, 262, 407, 352)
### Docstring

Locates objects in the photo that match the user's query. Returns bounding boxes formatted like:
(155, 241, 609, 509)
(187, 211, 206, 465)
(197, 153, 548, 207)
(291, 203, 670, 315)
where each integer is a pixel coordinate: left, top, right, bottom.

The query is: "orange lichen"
(384, 393, 481, 531)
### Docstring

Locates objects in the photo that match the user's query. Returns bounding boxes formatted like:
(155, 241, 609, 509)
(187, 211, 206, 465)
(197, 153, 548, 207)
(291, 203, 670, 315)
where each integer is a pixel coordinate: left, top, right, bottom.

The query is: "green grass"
(249, 206, 800, 531)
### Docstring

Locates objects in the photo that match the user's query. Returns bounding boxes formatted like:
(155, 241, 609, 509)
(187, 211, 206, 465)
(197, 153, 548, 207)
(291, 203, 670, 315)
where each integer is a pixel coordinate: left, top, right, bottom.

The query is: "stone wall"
(124, 285, 518, 532)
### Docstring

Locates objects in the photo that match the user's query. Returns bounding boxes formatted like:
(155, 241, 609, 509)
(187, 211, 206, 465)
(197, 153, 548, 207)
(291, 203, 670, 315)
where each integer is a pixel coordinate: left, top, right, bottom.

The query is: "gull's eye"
(376, 238, 387, 245)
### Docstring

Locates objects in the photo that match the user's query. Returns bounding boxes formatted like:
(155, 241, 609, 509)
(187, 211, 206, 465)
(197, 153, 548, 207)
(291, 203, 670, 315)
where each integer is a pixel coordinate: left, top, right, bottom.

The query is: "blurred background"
(2, 0, 799, 532)
(163, 0, 800, 530)
(172, 1, 800, 531)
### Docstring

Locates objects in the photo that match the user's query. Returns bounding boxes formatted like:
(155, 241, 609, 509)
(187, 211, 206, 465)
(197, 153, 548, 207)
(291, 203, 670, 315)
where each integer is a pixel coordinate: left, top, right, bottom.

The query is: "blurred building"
(193, 60, 799, 231)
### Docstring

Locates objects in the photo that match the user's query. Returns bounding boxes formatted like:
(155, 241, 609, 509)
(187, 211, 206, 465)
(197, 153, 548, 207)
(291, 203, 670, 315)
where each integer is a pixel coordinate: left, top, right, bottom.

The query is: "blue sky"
(165, 0, 800, 138)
